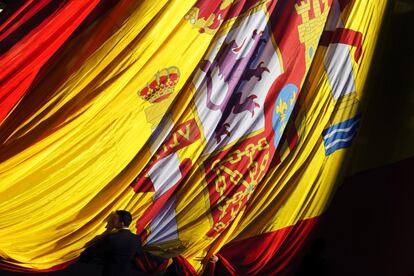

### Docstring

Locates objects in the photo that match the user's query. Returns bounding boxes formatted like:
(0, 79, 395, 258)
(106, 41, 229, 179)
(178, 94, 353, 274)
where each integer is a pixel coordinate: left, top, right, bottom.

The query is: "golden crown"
(138, 66, 180, 103)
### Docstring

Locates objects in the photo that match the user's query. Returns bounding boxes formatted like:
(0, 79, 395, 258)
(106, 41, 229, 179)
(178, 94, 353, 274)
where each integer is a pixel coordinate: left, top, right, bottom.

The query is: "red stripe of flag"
(320, 28, 363, 62)
(0, 0, 101, 124)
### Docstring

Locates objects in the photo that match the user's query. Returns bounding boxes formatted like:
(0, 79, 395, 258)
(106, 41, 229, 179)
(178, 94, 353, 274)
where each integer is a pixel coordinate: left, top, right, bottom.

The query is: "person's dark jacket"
(81, 229, 144, 276)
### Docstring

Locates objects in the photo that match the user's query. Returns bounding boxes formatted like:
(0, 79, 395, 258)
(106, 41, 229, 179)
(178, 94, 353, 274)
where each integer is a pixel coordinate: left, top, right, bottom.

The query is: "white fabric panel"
(147, 196, 179, 245)
(148, 153, 181, 199)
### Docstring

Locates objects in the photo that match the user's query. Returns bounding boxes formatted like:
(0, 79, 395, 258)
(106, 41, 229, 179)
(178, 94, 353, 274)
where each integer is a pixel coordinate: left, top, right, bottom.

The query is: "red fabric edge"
(211, 217, 319, 275)
(0, 259, 75, 274)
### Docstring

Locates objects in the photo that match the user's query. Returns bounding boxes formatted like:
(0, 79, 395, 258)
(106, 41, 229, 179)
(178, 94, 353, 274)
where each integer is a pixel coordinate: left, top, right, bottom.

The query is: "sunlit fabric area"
(0, 0, 413, 275)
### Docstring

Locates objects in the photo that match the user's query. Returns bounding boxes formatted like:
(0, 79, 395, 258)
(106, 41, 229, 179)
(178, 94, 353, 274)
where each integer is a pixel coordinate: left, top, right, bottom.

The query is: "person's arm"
(80, 234, 110, 264)
(135, 238, 143, 256)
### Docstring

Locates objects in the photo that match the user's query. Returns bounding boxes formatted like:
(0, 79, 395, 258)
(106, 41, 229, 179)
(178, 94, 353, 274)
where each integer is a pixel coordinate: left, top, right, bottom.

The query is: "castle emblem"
(295, 0, 330, 68)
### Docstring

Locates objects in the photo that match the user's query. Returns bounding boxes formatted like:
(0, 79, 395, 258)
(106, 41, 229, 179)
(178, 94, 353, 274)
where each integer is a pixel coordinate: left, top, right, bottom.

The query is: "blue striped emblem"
(322, 115, 361, 155)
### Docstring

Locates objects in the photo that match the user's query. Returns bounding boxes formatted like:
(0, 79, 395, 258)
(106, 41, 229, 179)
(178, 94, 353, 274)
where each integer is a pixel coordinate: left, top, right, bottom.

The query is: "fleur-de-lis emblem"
(276, 99, 288, 122)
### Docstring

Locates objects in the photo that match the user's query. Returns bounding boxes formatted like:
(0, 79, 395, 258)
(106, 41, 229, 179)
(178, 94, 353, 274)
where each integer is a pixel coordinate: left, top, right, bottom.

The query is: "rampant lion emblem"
(199, 30, 270, 143)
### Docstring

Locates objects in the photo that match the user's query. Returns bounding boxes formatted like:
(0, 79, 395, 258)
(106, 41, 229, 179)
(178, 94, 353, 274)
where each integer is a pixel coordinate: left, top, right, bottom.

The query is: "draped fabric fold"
(0, 0, 390, 274)
(0, 0, 103, 124)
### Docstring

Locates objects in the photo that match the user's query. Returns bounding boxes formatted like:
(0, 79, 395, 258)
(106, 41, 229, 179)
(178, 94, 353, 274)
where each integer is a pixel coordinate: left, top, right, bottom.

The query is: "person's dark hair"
(116, 210, 132, 227)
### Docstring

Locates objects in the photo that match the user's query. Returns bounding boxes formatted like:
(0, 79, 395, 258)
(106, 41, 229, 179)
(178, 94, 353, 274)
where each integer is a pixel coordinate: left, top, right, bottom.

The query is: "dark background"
(296, 1, 414, 275)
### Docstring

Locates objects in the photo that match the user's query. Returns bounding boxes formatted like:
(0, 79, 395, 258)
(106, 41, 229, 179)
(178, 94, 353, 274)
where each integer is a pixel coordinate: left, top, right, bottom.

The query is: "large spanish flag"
(0, 0, 390, 274)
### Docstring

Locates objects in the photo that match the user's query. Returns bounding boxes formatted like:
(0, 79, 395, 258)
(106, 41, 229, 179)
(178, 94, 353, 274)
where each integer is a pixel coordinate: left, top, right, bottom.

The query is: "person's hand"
(193, 254, 219, 263)
(105, 213, 115, 231)
(209, 255, 218, 263)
